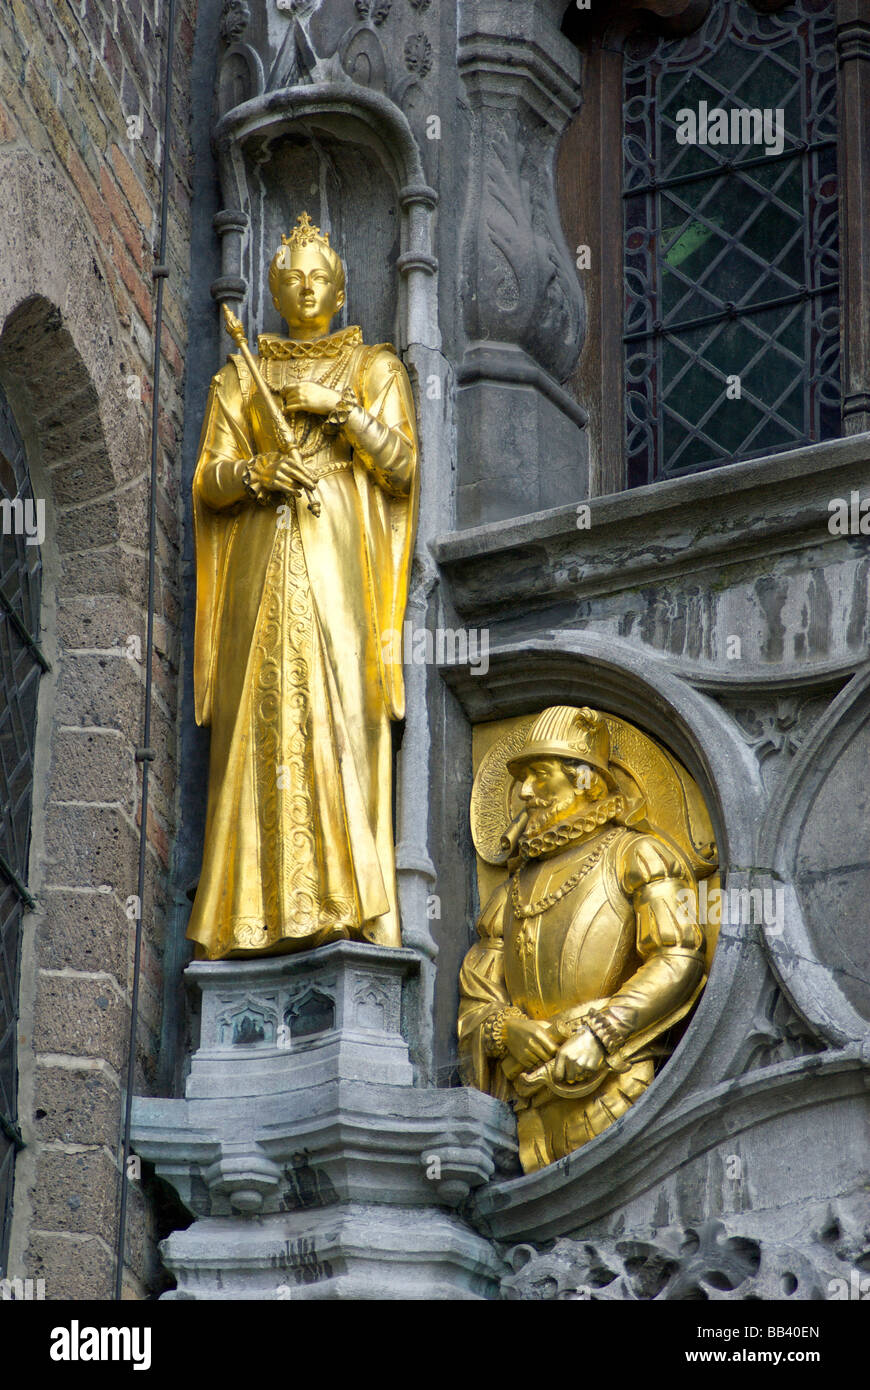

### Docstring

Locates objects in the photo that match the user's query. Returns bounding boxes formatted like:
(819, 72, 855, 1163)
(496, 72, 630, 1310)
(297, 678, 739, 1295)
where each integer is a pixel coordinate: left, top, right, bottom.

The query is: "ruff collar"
(257, 325, 363, 359)
(518, 796, 626, 860)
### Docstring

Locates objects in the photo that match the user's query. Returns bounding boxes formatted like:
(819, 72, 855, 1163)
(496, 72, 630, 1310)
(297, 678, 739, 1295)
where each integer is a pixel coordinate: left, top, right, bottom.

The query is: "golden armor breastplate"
(504, 828, 638, 1020)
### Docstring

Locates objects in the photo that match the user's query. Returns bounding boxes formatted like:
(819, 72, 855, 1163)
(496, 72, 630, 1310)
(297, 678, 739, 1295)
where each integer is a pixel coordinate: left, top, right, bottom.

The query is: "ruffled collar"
(257, 325, 363, 359)
(518, 796, 626, 860)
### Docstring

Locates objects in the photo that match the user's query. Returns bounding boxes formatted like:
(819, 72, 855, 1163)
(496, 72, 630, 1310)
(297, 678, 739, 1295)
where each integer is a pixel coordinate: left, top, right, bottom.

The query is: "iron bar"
(113, 0, 178, 1302)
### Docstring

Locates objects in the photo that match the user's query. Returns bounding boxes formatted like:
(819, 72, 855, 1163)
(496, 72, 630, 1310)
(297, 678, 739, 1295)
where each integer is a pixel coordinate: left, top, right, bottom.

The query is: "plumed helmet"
(506, 705, 616, 788)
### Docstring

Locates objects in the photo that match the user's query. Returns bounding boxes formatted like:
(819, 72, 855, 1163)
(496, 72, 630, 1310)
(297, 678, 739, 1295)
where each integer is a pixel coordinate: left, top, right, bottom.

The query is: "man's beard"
(522, 791, 582, 838)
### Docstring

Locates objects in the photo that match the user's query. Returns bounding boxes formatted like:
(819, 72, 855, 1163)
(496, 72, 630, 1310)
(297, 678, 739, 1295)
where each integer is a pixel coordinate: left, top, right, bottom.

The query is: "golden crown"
(279, 211, 330, 254)
(271, 212, 345, 284)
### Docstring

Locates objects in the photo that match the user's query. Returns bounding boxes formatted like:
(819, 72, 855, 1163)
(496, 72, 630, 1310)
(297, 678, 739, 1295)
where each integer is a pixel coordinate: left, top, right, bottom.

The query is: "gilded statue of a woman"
(187, 213, 418, 959)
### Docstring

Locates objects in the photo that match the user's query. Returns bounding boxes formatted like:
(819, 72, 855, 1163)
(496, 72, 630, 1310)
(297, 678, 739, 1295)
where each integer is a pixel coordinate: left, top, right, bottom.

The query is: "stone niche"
(435, 634, 869, 1290)
(208, 0, 440, 360)
(244, 133, 401, 346)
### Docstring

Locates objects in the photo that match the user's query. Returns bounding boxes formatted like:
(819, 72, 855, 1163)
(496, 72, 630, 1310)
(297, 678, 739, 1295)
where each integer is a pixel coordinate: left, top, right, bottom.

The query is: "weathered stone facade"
(0, 0, 195, 1297)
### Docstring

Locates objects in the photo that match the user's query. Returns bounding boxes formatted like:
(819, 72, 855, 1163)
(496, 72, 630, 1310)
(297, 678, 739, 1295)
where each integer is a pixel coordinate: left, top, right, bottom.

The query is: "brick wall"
(0, 0, 197, 1297)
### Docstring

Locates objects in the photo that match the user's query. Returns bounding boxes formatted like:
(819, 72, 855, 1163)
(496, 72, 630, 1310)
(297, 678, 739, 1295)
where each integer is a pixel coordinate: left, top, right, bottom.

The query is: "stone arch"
(339, 28, 388, 94)
(217, 43, 265, 118)
(439, 632, 772, 1147)
(442, 634, 865, 1238)
(0, 151, 150, 1293)
(1, 297, 117, 522)
(0, 152, 146, 528)
(758, 664, 870, 1045)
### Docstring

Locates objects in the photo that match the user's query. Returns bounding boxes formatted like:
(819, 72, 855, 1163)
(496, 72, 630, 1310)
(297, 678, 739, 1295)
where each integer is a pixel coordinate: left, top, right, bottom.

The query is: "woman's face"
(272, 245, 344, 340)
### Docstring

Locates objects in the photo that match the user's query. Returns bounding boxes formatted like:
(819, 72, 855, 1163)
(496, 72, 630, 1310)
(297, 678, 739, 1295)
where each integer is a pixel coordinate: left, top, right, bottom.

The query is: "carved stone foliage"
(501, 1212, 867, 1300)
(469, 122, 583, 381)
(733, 980, 825, 1076)
(404, 33, 432, 76)
(721, 690, 836, 794)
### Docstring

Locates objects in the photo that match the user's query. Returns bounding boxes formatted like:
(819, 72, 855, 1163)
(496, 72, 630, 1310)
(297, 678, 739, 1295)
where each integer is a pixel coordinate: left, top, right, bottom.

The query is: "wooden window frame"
(557, 0, 870, 497)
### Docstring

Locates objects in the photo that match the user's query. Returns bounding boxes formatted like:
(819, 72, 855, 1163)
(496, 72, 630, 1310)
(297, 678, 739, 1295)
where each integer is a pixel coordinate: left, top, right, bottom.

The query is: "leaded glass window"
(623, 0, 840, 486)
(0, 385, 43, 1274)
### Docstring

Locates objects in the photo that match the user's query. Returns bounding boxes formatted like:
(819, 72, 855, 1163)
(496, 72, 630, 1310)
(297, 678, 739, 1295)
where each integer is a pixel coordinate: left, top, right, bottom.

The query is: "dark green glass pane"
(664, 428, 727, 473)
(662, 351, 722, 423)
(662, 414, 715, 470)
(624, 0, 840, 483)
(735, 43, 800, 114)
(741, 200, 802, 270)
(700, 320, 754, 373)
(748, 346, 803, 405)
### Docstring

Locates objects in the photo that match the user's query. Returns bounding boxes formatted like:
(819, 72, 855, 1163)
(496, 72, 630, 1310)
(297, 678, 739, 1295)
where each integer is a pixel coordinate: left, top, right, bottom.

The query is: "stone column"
(837, 4, 870, 433)
(456, 0, 588, 525)
(210, 207, 249, 306)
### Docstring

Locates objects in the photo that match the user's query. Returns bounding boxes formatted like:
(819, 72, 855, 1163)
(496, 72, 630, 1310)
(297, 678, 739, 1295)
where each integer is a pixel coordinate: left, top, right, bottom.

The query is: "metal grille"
(623, 0, 840, 486)
(0, 385, 42, 1275)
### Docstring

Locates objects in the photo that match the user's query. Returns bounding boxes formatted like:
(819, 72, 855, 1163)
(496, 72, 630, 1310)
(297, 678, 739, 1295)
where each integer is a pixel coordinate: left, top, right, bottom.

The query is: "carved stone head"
(220, 0, 251, 43)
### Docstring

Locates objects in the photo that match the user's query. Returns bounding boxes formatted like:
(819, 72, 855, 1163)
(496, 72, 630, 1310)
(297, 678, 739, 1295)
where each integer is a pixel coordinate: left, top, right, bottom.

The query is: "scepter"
(221, 302, 321, 517)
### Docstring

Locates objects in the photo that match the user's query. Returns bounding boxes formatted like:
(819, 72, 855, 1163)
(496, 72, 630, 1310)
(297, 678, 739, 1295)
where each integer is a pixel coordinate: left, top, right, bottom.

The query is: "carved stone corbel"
(565, 0, 713, 42)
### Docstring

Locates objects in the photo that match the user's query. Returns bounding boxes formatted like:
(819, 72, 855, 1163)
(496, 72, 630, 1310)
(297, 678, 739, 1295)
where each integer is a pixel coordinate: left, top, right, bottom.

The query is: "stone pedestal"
(184, 941, 417, 1098)
(131, 942, 516, 1299)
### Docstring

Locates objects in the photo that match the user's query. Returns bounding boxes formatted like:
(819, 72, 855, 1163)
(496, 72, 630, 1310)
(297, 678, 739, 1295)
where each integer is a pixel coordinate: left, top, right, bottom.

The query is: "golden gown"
(188, 325, 418, 959)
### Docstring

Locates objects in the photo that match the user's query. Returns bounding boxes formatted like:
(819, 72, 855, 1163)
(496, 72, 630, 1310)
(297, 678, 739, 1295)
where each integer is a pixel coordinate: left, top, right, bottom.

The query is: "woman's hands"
(248, 451, 316, 495)
(280, 382, 342, 416)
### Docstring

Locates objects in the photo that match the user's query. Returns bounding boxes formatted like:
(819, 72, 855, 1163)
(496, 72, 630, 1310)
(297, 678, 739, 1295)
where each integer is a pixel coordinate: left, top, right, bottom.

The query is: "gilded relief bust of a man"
(459, 706, 711, 1173)
(187, 212, 418, 959)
